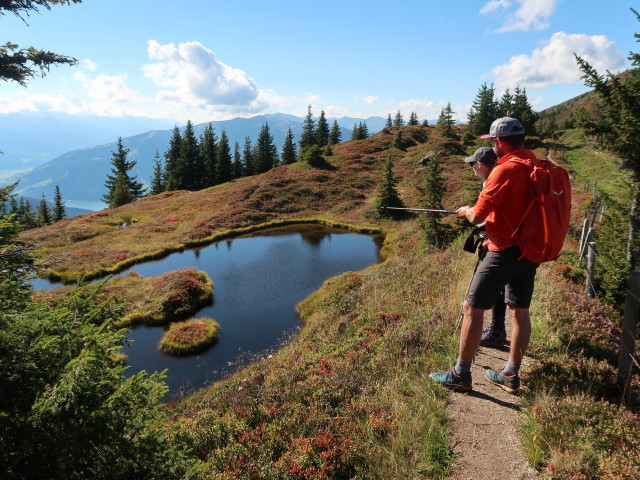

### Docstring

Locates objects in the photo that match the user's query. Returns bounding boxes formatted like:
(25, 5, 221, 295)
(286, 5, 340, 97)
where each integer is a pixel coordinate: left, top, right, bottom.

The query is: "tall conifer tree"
(394, 111, 404, 126)
(408, 112, 419, 125)
(299, 105, 316, 149)
(328, 120, 342, 145)
(149, 152, 165, 195)
(437, 103, 456, 139)
(180, 120, 201, 189)
(242, 136, 254, 176)
(497, 88, 513, 117)
(255, 123, 278, 173)
(103, 137, 145, 207)
(199, 123, 217, 187)
(281, 127, 297, 164)
(164, 126, 182, 191)
(52, 184, 65, 222)
(373, 157, 405, 218)
(316, 110, 330, 147)
(467, 83, 498, 137)
(419, 151, 448, 247)
(216, 130, 232, 184)
(512, 86, 538, 135)
(233, 142, 243, 179)
(36, 193, 51, 226)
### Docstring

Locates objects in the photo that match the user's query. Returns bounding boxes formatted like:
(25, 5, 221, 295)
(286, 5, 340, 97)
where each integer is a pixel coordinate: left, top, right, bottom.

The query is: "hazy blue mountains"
(3, 113, 386, 208)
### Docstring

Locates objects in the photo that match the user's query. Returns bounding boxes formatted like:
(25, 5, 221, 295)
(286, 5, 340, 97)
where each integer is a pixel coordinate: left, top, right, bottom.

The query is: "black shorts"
(466, 246, 539, 310)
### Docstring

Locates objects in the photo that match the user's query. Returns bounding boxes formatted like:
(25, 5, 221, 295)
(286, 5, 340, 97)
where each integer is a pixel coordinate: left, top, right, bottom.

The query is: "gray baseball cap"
(464, 146, 497, 166)
(480, 117, 525, 139)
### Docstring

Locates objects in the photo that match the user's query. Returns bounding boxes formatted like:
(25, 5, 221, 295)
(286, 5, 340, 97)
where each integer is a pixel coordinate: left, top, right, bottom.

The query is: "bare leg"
(507, 306, 531, 365)
(459, 301, 486, 362)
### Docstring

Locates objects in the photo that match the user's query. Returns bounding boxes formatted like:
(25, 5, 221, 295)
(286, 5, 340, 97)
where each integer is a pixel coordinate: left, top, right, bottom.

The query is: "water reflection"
(117, 225, 382, 399)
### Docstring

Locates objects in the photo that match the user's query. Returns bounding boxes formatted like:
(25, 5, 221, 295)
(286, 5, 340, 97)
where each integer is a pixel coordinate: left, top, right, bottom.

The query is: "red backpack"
(506, 157, 572, 263)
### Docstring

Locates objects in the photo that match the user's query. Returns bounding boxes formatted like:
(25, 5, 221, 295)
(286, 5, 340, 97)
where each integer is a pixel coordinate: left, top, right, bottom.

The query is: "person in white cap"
(430, 117, 539, 394)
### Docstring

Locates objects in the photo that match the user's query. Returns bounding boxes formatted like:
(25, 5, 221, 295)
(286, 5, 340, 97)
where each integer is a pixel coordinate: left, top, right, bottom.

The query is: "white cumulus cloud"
(490, 31, 628, 89)
(481, 0, 559, 32)
(363, 95, 379, 105)
(143, 40, 259, 108)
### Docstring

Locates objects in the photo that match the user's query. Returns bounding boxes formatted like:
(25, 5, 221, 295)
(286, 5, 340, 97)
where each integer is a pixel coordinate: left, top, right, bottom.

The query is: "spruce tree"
(316, 110, 330, 147)
(467, 83, 498, 137)
(437, 103, 456, 139)
(351, 122, 359, 141)
(255, 122, 278, 173)
(328, 120, 342, 145)
(373, 157, 405, 218)
(408, 112, 419, 125)
(110, 172, 134, 208)
(299, 104, 316, 149)
(52, 184, 65, 222)
(103, 137, 145, 207)
(497, 88, 513, 117)
(149, 152, 165, 195)
(216, 130, 232, 183)
(17, 198, 35, 229)
(281, 127, 297, 164)
(394, 110, 404, 126)
(9, 196, 18, 215)
(199, 123, 217, 187)
(179, 120, 201, 189)
(512, 86, 538, 135)
(232, 142, 243, 179)
(418, 151, 449, 247)
(385, 114, 393, 128)
(36, 193, 51, 226)
(242, 136, 254, 176)
(164, 126, 182, 191)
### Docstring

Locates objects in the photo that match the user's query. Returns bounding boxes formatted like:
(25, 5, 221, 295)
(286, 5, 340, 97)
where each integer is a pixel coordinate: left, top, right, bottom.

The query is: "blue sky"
(1, 0, 637, 124)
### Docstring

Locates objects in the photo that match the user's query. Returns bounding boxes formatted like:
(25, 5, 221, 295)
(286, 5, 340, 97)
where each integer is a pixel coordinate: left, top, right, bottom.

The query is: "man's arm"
(456, 206, 485, 225)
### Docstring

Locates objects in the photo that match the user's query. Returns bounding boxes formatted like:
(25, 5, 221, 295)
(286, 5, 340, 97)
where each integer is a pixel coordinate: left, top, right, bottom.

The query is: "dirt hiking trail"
(446, 318, 539, 480)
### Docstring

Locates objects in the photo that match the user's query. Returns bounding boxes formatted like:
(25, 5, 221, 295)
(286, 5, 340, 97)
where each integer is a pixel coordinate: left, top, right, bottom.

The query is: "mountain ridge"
(2, 113, 389, 206)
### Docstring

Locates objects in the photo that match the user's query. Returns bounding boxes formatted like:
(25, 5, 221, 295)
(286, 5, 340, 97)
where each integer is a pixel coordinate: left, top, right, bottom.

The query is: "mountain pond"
(36, 225, 383, 400)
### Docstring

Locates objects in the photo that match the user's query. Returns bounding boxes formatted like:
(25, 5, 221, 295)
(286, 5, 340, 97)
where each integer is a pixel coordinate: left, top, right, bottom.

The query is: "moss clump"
(160, 317, 220, 356)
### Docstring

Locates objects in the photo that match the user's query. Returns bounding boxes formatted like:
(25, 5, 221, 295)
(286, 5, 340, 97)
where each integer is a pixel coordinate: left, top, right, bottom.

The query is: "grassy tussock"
(160, 317, 220, 356)
(33, 268, 213, 328)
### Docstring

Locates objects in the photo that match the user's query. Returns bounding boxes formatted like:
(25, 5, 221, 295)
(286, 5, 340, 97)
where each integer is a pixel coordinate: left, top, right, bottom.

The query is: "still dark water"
(104, 225, 383, 399)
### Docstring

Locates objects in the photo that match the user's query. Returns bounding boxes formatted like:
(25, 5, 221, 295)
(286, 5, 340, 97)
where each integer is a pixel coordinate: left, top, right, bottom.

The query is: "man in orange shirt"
(430, 117, 539, 394)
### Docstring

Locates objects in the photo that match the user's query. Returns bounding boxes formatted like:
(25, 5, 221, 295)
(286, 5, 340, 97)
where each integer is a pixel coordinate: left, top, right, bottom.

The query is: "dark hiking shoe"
(485, 369, 520, 394)
(429, 368, 472, 392)
(480, 325, 507, 347)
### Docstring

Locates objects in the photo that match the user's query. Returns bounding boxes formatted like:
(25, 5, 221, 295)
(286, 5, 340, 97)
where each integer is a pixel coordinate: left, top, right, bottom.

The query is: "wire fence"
(578, 195, 640, 398)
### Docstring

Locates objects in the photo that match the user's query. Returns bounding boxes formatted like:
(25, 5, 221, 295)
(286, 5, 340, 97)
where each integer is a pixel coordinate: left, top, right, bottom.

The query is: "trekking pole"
(381, 205, 457, 214)
(455, 254, 482, 331)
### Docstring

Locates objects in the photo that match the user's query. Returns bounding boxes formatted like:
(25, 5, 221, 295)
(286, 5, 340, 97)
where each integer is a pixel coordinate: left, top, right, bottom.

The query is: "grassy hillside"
(20, 125, 639, 478)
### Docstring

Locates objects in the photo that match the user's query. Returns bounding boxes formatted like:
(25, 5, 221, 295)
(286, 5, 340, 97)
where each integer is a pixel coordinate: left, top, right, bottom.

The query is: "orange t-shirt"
(474, 149, 535, 251)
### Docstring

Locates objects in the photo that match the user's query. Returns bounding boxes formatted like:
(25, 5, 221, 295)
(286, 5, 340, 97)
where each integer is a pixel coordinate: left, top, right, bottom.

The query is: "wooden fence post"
(579, 217, 590, 253)
(580, 227, 595, 262)
(585, 242, 596, 298)
(618, 271, 640, 398)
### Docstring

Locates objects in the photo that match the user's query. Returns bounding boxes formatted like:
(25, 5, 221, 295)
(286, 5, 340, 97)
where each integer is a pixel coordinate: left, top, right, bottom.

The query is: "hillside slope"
(19, 125, 639, 478)
(21, 125, 488, 282)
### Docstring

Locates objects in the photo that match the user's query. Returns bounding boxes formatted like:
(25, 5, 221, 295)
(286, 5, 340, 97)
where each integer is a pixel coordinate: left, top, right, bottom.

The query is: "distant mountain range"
(1, 113, 388, 209)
